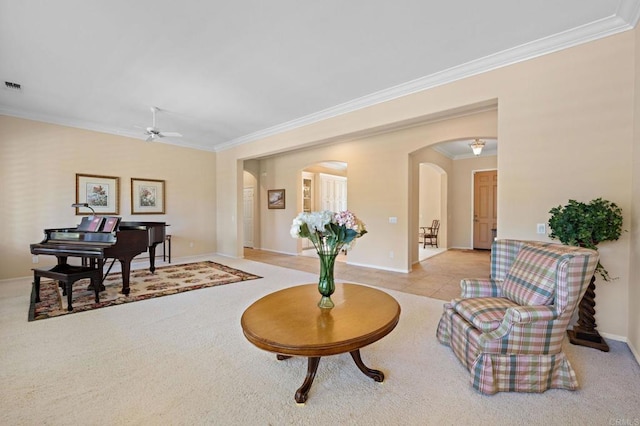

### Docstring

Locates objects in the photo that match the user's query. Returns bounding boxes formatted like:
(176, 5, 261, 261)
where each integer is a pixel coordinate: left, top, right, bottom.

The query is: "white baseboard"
(596, 332, 640, 365)
(346, 261, 409, 274)
(0, 275, 31, 284)
(601, 331, 627, 342)
(249, 247, 298, 257)
(627, 339, 640, 365)
(249, 247, 409, 273)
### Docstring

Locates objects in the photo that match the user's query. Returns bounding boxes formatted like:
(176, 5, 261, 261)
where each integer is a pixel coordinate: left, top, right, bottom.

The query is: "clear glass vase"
(317, 252, 337, 309)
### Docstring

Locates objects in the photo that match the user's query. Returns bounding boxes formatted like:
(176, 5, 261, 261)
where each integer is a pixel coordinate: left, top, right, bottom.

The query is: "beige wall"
(630, 25, 640, 359)
(0, 116, 217, 278)
(216, 31, 637, 341)
(493, 34, 634, 342)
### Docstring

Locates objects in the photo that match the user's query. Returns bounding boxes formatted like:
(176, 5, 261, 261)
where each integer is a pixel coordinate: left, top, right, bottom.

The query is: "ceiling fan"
(142, 106, 182, 141)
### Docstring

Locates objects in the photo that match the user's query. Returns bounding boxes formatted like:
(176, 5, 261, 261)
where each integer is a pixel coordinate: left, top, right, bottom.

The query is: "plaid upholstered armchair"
(436, 239, 599, 394)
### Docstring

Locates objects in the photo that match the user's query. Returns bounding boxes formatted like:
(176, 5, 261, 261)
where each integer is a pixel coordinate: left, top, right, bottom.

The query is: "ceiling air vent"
(5, 81, 22, 90)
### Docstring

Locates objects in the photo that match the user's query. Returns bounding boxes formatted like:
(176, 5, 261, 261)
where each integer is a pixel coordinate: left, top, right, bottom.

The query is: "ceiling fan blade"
(139, 107, 182, 140)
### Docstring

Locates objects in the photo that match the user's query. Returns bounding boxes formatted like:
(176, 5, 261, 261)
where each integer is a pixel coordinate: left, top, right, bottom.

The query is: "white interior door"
(319, 173, 347, 212)
(473, 170, 497, 249)
(302, 173, 314, 249)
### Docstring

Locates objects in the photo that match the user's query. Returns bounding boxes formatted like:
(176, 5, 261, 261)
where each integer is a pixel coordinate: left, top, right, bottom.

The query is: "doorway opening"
(242, 170, 259, 248)
(412, 136, 497, 265)
(418, 163, 447, 261)
(297, 161, 347, 258)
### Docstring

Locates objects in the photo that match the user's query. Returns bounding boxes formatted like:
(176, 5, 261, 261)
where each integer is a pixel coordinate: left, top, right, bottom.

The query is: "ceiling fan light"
(470, 139, 485, 156)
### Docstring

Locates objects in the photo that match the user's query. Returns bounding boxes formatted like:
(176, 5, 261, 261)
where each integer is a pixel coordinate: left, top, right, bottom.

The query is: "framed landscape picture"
(75, 173, 120, 215)
(131, 178, 165, 214)
(268, 189, 285, 209)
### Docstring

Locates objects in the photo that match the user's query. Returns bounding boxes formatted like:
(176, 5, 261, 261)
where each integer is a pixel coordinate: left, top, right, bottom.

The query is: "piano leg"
(90, 274, 100, 303)
(86, 259, 106, 292)
(33, 274, 41, 303)
(98, 259, 106, 291)
(57, 256, 69, 294)
(148, 244, 158, 273)
(65, 282, 73, 311)
(119, 257, 133, 295)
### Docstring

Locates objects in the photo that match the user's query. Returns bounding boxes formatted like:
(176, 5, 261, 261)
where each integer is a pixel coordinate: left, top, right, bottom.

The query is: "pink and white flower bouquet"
(290, 210, 367, 255)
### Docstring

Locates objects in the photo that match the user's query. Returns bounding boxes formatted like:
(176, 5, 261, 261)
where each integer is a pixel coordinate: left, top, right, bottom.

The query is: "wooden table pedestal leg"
(295, 357, 321, 404)
(350, 349, 384, 382)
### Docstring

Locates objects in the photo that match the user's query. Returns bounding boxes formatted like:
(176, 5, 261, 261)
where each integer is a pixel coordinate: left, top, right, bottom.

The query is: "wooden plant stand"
(567, 275, 609, 352)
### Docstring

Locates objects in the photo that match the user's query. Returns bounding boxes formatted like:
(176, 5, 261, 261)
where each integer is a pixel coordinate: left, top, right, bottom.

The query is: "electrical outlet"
(389, 251, 394, 259)
(189, 242, 194, 248)
(536, 223, 546, 234)
(32, 255, 39, 264)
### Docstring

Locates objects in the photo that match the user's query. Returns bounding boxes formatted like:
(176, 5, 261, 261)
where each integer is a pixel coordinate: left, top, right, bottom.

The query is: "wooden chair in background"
(420, 220, 440, 248)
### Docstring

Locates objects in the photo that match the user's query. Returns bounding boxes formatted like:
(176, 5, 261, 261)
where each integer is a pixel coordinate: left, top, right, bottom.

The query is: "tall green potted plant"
(548, 198, 624, 352)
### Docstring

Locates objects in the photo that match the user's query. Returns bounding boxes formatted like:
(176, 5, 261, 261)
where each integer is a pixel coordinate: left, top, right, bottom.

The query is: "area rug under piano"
(29, 261, 262, 321)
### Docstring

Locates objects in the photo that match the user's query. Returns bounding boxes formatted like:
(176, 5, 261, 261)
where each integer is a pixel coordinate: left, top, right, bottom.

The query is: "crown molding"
(0, 106, 217, 152)
(0, 106, 139, 139)
(216, 10, 636, 152)
(618, 0, 640, 26)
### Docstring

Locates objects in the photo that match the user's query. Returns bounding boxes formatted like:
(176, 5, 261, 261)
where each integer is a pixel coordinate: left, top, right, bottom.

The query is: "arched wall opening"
(418, 163, 447, 260)
(409, 136, 497, 267)
(242, 167, 260, 249)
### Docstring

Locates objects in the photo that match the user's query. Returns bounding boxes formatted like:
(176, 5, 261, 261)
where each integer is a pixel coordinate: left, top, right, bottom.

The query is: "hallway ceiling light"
(470, 139, 486, 156)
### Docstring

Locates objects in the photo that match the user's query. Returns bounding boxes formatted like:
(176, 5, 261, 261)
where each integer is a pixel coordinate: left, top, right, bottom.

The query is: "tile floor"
(243, 247, 491, 301)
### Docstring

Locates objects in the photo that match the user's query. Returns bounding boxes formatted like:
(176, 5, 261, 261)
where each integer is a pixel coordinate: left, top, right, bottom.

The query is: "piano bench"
(33, 265, 102, 311)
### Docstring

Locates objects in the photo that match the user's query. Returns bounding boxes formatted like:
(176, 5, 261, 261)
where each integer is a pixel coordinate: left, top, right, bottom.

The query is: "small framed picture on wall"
(75, 173, 120, 215)
(131, 178, 165, 214)
(267, 189, 285, 209)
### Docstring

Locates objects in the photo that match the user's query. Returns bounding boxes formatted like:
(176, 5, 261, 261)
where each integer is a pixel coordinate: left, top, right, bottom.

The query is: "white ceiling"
(1, 1, 638, 154)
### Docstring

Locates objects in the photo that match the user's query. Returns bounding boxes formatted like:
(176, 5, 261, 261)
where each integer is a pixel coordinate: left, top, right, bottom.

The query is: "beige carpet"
(1, 256, 639, 425)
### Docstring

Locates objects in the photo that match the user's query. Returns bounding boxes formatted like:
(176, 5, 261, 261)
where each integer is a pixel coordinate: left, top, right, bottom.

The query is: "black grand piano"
(30, 217, 167, 296)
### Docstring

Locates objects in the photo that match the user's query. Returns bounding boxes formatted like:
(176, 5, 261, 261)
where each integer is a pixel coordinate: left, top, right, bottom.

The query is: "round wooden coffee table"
(241, 283, 401, 403)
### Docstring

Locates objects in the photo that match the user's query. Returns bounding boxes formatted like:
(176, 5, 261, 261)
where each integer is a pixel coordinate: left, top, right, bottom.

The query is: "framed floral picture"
(268, 189, 285, 209)
(75, 173, 120, 215)
(131, 178, 165, 214)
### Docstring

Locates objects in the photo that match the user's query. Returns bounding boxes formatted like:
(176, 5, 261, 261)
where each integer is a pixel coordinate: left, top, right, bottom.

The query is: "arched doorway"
(418, 163, 446, 260)
(411, 137, 497, 265)
(242, 169, 259, 249)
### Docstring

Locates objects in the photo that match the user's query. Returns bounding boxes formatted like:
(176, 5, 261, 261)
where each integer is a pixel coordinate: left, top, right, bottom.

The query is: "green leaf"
(548, 198, 624, 281)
